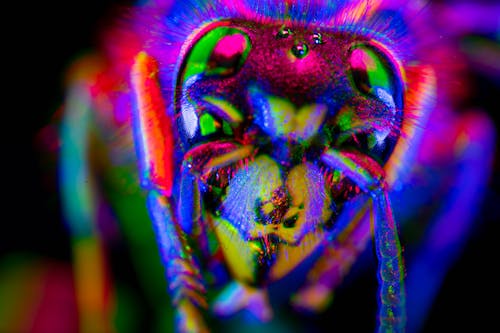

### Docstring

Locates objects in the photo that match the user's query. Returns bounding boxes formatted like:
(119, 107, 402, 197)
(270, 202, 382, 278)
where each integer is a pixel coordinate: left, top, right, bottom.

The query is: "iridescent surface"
(5, 1, 499, 333)
(169, 23, 407, 323)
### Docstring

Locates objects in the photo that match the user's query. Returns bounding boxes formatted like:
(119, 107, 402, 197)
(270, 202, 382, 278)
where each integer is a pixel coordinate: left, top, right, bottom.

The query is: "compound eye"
(349, 44, 402, 107)
(184, 26, 251, 78)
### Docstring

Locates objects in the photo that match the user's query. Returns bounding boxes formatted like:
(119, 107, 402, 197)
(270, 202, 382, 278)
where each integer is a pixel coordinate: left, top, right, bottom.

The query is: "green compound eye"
(183, 26, 251, 80)
(349, 44, 401, 105)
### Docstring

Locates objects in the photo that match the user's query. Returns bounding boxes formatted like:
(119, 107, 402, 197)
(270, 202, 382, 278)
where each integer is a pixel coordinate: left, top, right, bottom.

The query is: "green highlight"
(337, 109, 354, 131)
(222, 121, 233, 135)
(200, 113, 218, 136)
(364, 47, 391, 91)
(350, 45, 394, 96)
(183, 27, 251, 81)
(367, 133, 378, 149)
(332, 169, 341, 182)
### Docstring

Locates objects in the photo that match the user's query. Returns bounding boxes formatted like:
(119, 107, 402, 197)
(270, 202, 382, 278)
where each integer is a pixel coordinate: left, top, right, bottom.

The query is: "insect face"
(175, 20, 404, 283)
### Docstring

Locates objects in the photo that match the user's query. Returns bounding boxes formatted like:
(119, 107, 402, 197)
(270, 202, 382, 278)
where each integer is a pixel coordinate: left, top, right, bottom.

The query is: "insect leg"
(321, 149, 406, 333)
(60, 68, 115, 333)
(147, 191, 208, 332)
(372, 189, 406, 333)
(131, 51, 209, 332)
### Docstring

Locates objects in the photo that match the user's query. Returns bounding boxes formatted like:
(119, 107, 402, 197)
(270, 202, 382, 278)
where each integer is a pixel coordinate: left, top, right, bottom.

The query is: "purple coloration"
(50, 1, 498, 333)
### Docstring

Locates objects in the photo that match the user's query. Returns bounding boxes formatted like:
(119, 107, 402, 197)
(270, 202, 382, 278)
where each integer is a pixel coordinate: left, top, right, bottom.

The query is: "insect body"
(58, 1, 496, 332)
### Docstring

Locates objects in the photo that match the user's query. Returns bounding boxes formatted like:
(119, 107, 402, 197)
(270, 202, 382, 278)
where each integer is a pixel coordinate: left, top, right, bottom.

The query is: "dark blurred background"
(3, 0, 499, 332)
(5, 0, 138, 259)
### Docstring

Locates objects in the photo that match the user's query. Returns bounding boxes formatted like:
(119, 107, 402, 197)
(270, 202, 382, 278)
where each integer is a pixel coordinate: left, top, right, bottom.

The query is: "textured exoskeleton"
(57, 0, 496, 332)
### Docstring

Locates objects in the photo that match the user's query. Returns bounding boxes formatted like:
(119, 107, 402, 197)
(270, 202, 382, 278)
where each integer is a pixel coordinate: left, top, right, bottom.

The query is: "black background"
(4, 1, 500, 332)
